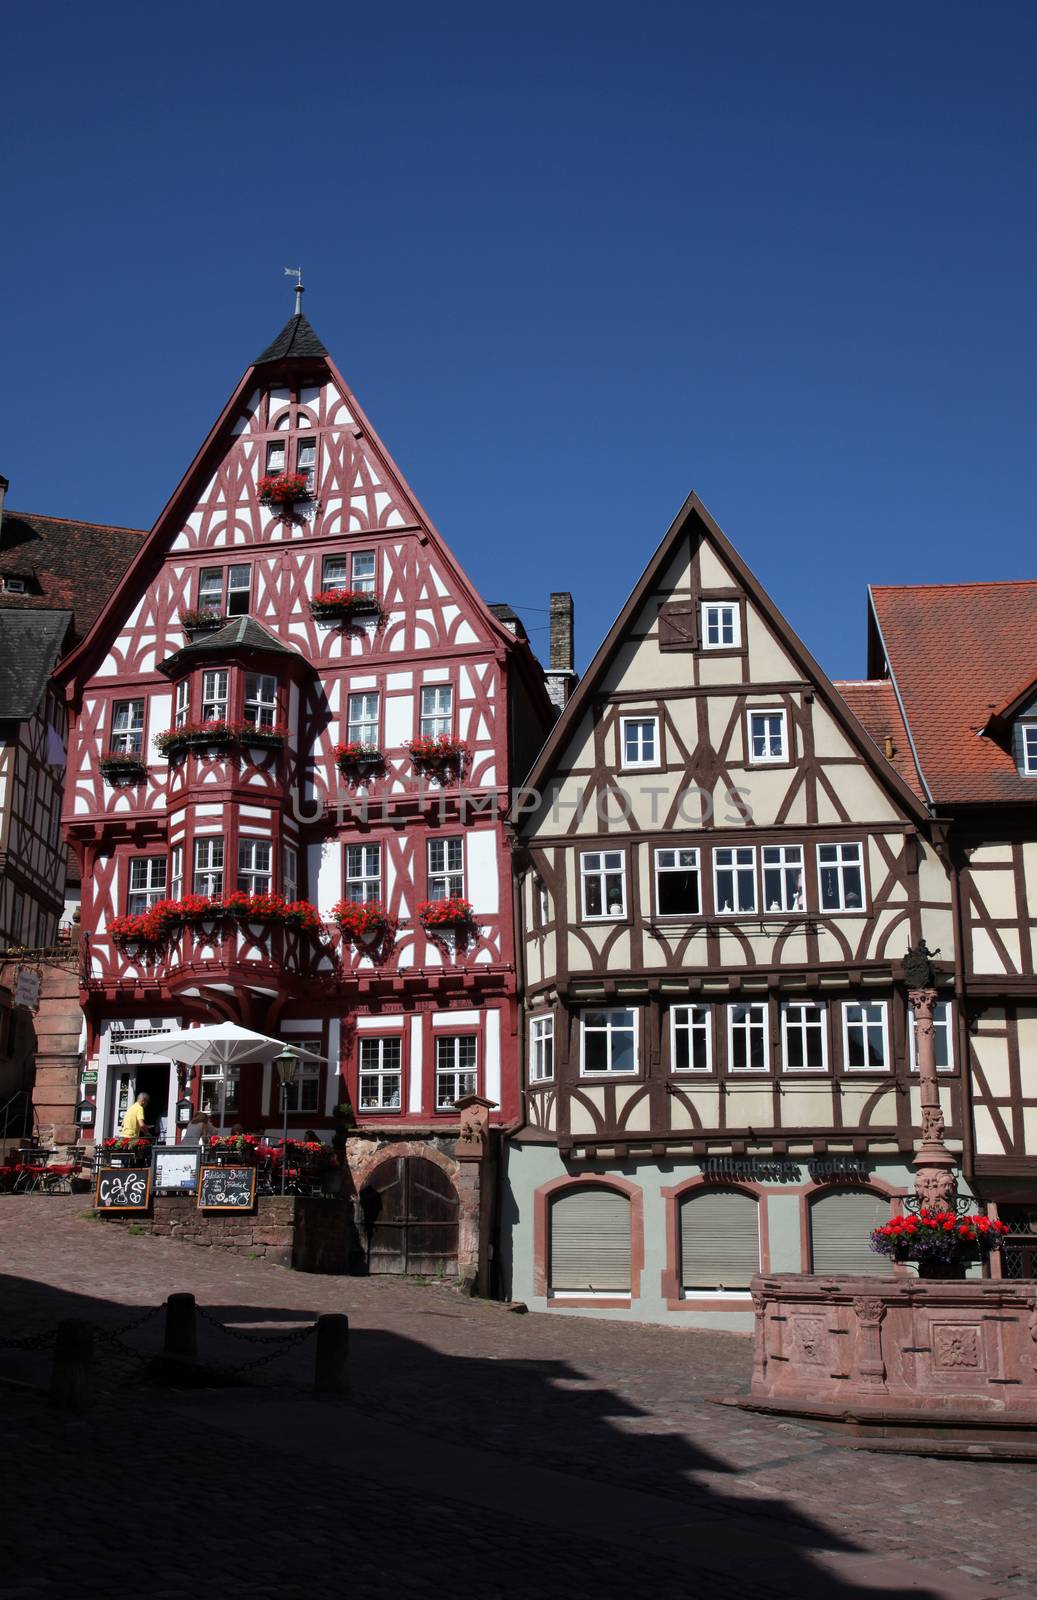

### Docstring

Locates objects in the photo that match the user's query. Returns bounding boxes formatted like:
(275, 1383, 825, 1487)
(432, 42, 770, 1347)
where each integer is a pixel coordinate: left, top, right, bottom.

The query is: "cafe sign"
(14, 968, 40, 1012)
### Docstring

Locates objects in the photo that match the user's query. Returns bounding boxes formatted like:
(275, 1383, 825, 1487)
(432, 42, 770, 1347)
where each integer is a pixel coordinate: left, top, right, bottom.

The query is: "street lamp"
(274, 1049, 298, 1196)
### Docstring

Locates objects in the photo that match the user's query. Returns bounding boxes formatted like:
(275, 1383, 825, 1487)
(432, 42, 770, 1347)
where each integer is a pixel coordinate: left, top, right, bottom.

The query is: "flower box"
(109, 912, 161, 955)
(333, 741, 385, 777)
(417, 897, 475, 933)
(870, 1208, 1010, 1278)
(102, 1137, 152, 1167)
(406, 735, 470, 778)
(239, 723, 288, 749)
(258, 472, 312, 507)
(210, 1133, 260, 1163)
(99, 752, 147, 786)
(332, 899, 395, 948)
(310, 589, 385, 626)
(178, 608, 225, 634)
(156, 720, 238, 758)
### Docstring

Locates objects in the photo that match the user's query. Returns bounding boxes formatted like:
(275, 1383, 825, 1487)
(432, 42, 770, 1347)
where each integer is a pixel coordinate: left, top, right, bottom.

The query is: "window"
(351, 551, 376, 593)
(728, 1003, 768, 1073)
(198, 568, 223, 611)
(908, 1000, 954, 1072)
(580, 851, 626, 919)
(347, 693, 379, 746)
(701, 601, 740, 649)
(283, 844, 297, 903)
(358, 1036, 402, 1111)
(296, 436, 317, 488)
(193, 837, 224, 896)
(435, 1035, 477, 1109)
(550, 1187, 631, 1295)
(127, 857, 167, 915)
(713, 846, 756, 915)
(420, 685, 453, 738)
(322, 554, 348, 591)
(680, 1189, 760, 1291)
(174, 680, 190, 729)
(818, 842, 865, 911)
(810, 1189, 891, 1275)
(345, 843, 382, 902)
(671, 1004, 712, 1073)
(620, 716, 658, 769)
(265, 440, 286, 476)
(243, 673, 277, 729)
(1021, 723, 1037, 775)
(530, 1015, 554, 1082)
(277, 1040, 321, 1113)
(428, 837, 463, 900)
(201, 671, 228, 721)
(761, 845, 804, 913)
(581, 1008, 637, 1075)
(535, 878, 549, 926)
(2, 577, 26, 594)
(237, 838, 272, 893)
(655, 848, 700, 916)
(843, 1001, 889, 1071)
(226, 565, 251, 617)
(781, 1001, 827, 1072)
(111, 699, 144, 755)
(748, 709, 787, 764)
(170, 844, 183, 902)
(200, 1063, 239, 1115)
(199, 565, 250, 616)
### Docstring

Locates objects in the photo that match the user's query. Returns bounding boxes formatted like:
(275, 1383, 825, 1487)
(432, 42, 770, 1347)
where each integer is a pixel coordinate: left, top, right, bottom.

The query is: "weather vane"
(284, 266, 304, 315)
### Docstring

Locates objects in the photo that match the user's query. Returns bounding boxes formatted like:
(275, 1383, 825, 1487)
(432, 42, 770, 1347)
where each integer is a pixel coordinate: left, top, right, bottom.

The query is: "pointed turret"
(253, 312, 328, 365)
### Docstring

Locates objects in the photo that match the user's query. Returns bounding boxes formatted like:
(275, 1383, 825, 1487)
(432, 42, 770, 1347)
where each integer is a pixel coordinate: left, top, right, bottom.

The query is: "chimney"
(545, 591, 576, 712)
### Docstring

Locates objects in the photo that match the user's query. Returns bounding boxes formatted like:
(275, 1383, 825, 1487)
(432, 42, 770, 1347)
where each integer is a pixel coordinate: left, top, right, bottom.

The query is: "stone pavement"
(1, 1197, 1034, 1599)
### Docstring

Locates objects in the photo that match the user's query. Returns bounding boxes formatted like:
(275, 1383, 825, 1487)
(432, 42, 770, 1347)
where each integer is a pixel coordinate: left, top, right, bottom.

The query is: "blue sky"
(2, 0, 1034, 678)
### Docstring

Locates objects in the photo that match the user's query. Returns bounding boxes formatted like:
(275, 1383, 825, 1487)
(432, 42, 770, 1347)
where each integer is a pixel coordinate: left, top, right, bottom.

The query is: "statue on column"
(905, 941, 958, 1212)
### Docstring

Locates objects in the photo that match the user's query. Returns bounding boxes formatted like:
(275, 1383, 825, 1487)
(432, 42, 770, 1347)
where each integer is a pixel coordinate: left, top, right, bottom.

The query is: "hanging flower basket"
(259, 472, 312, 507)
(406, 735, 470, 780)
(333, 741, 385, 778)
(417, 897, 475, 933)
(99, 751, 147, 786)
(870, 1209, 1010, 1278)
(109, 912, 162, 957)
(178, 607, 225, 634)
(280, 899, 324, 933)
(310, 589, 385, 626)
(332, 899, 395, 949)
(156, 720, 238, 759)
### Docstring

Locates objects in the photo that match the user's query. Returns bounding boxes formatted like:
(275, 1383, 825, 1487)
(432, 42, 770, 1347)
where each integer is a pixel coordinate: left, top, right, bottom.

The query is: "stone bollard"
(49, 1319, 93, 1412)
(314, 1313, 351, 1397)
(164, 1293, 198, 1362)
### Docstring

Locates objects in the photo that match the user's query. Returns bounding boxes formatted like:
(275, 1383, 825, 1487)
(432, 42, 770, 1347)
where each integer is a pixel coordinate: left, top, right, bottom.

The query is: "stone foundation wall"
(101, 1194, 358, 1272)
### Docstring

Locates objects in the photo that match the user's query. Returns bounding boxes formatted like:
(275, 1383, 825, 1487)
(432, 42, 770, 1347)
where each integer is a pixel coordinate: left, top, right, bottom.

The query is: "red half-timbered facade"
(56, 306, 552, 1264)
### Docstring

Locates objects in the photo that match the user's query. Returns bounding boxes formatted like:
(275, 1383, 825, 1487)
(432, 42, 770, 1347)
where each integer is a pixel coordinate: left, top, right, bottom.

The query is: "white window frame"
(579, 850, 626, 920)
(727, 1002, 769, 1074)
(908, 999, 954, 1073)
(713, 846, 757, 915)
(842, 1001, 890, 1072)
(619, 715, 660, 770)
(1019, 722, 1037, 775)
(226, 564, 252, 617)
(127, 856, 167, 916)
(322, 554, 348, 592)
(201, 1063, 239, 1115)
(198, 567, 223, 611)
(296, 434, 318, 489)
(243, 673, 277, 729)
(351, 550, 376, 594)
(580, 1008, 638, 1076)
(761, 844, 805, 913)
(201, 670, 229, 722)
(654, 847, 701, 917)
(420, 685, 453, 739)
(671, 1004, 712, 1074)
(747, 708, 788, 765)
(110, 699, 145, 755)
(282, 844, 297, 903)
(344, 842, 382, 902)
(700, 601, 740, 650)
(435, 1034, 478, 1110)
(536, 878, 549, 926)
(427, 837, 464, 900)
(347, 692, 380, 746)
(236, 837, 273, 894)
(817, 841, 866, 912)
(170, 844, 184, 902)
(265, 439, 287, 477)
(193, 836, 224, 897)
(529, 1015, 554, 1083)
(174, 679, 190, 730)
(277, 1039, 321, 1113)
(780, 1000, 828, 1073)
(358, 1036, 402, 1112)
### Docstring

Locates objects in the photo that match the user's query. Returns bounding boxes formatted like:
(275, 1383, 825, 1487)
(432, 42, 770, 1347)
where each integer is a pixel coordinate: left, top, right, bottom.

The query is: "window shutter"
(810, 1189, 891, 1275)
(550, 1188, 631, 1293)
(658, 603, 697, 651)
(680, 1189, 760, 1289)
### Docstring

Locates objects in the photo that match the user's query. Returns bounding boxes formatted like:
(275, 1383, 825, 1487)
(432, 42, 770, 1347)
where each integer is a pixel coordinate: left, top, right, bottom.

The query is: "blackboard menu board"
(197, 1164, 257, 1211)
(95, 1166, 152, 1211)
(153, 1145, 201, 1195)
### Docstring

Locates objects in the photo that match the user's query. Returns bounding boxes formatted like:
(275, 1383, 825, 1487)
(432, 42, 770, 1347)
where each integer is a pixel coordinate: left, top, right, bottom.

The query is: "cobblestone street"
(1, 1197, 1033, 1599)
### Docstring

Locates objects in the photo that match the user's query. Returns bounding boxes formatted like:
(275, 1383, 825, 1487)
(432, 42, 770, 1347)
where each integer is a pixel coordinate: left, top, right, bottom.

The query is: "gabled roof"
(832, 679, 926, 801)
(521, 492, 929, 823)
(0, 510, 145, 639)
(868, 581, 1037, 807)
(0, 609, 72, 720)
(157, 615, 304, 678)
(253, 313, 328, 364)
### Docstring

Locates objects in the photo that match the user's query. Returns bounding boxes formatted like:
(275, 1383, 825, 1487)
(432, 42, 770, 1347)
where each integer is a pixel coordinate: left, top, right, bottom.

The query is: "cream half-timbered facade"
(504, 495, 959, 1328)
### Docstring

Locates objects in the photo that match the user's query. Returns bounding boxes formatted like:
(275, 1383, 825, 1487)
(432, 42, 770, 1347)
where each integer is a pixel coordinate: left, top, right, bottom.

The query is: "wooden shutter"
(680, 1189, 759, 1289)
(658, 602, 697, 651)
(550, 1188, 631, 1292)
(810, 1189, 891, 1275)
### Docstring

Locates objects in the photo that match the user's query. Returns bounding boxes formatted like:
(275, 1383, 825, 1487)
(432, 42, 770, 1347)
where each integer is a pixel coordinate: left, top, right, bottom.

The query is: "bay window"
(243, 674, 277, 729)
(193, 837, 224, 897)
(201, 671, 228, 722)
(237, 838, 272, 894)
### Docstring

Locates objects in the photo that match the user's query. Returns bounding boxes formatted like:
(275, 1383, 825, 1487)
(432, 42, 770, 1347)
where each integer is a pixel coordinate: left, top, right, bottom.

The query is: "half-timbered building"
(55, 301, 553, 1279)
(504, 494, 959, 1328)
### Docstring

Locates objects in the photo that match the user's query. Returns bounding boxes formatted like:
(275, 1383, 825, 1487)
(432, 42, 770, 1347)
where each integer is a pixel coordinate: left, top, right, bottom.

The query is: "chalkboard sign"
(197, 1164, 256, 1211)
(95, 1166, 151, 1212)
(153, 1144, 201, 1195)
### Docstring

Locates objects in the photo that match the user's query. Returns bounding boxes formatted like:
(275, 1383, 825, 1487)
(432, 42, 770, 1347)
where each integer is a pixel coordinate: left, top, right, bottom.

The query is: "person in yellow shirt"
(120, 1092, 151, 1140)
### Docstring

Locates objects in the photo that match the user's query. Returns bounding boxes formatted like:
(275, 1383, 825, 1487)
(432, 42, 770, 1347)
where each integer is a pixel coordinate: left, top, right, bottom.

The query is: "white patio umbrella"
(131, 1023, 325, 1131)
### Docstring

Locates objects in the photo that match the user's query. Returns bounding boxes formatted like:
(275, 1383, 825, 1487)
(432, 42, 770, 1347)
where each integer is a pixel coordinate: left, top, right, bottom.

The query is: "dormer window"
(1020, 722, 1037, 775)
(2, 576, 27, 593)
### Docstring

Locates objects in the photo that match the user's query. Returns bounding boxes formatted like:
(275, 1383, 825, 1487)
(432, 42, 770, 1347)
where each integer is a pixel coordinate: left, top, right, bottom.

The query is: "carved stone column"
(853, 1295, 887, 1387)
(909, 985, 958, 1211)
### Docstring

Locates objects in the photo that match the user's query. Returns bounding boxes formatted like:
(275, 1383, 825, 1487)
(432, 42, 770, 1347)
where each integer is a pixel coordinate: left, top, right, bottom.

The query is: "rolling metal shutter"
(680, 1189, 760, 1290)
(810, 1189, 891, 1275)
(550, 1188, 631, 1292)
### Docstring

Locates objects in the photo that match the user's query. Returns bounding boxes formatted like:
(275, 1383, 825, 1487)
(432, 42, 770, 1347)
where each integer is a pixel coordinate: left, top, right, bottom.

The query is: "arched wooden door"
(359, 1156, 459, 1276)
